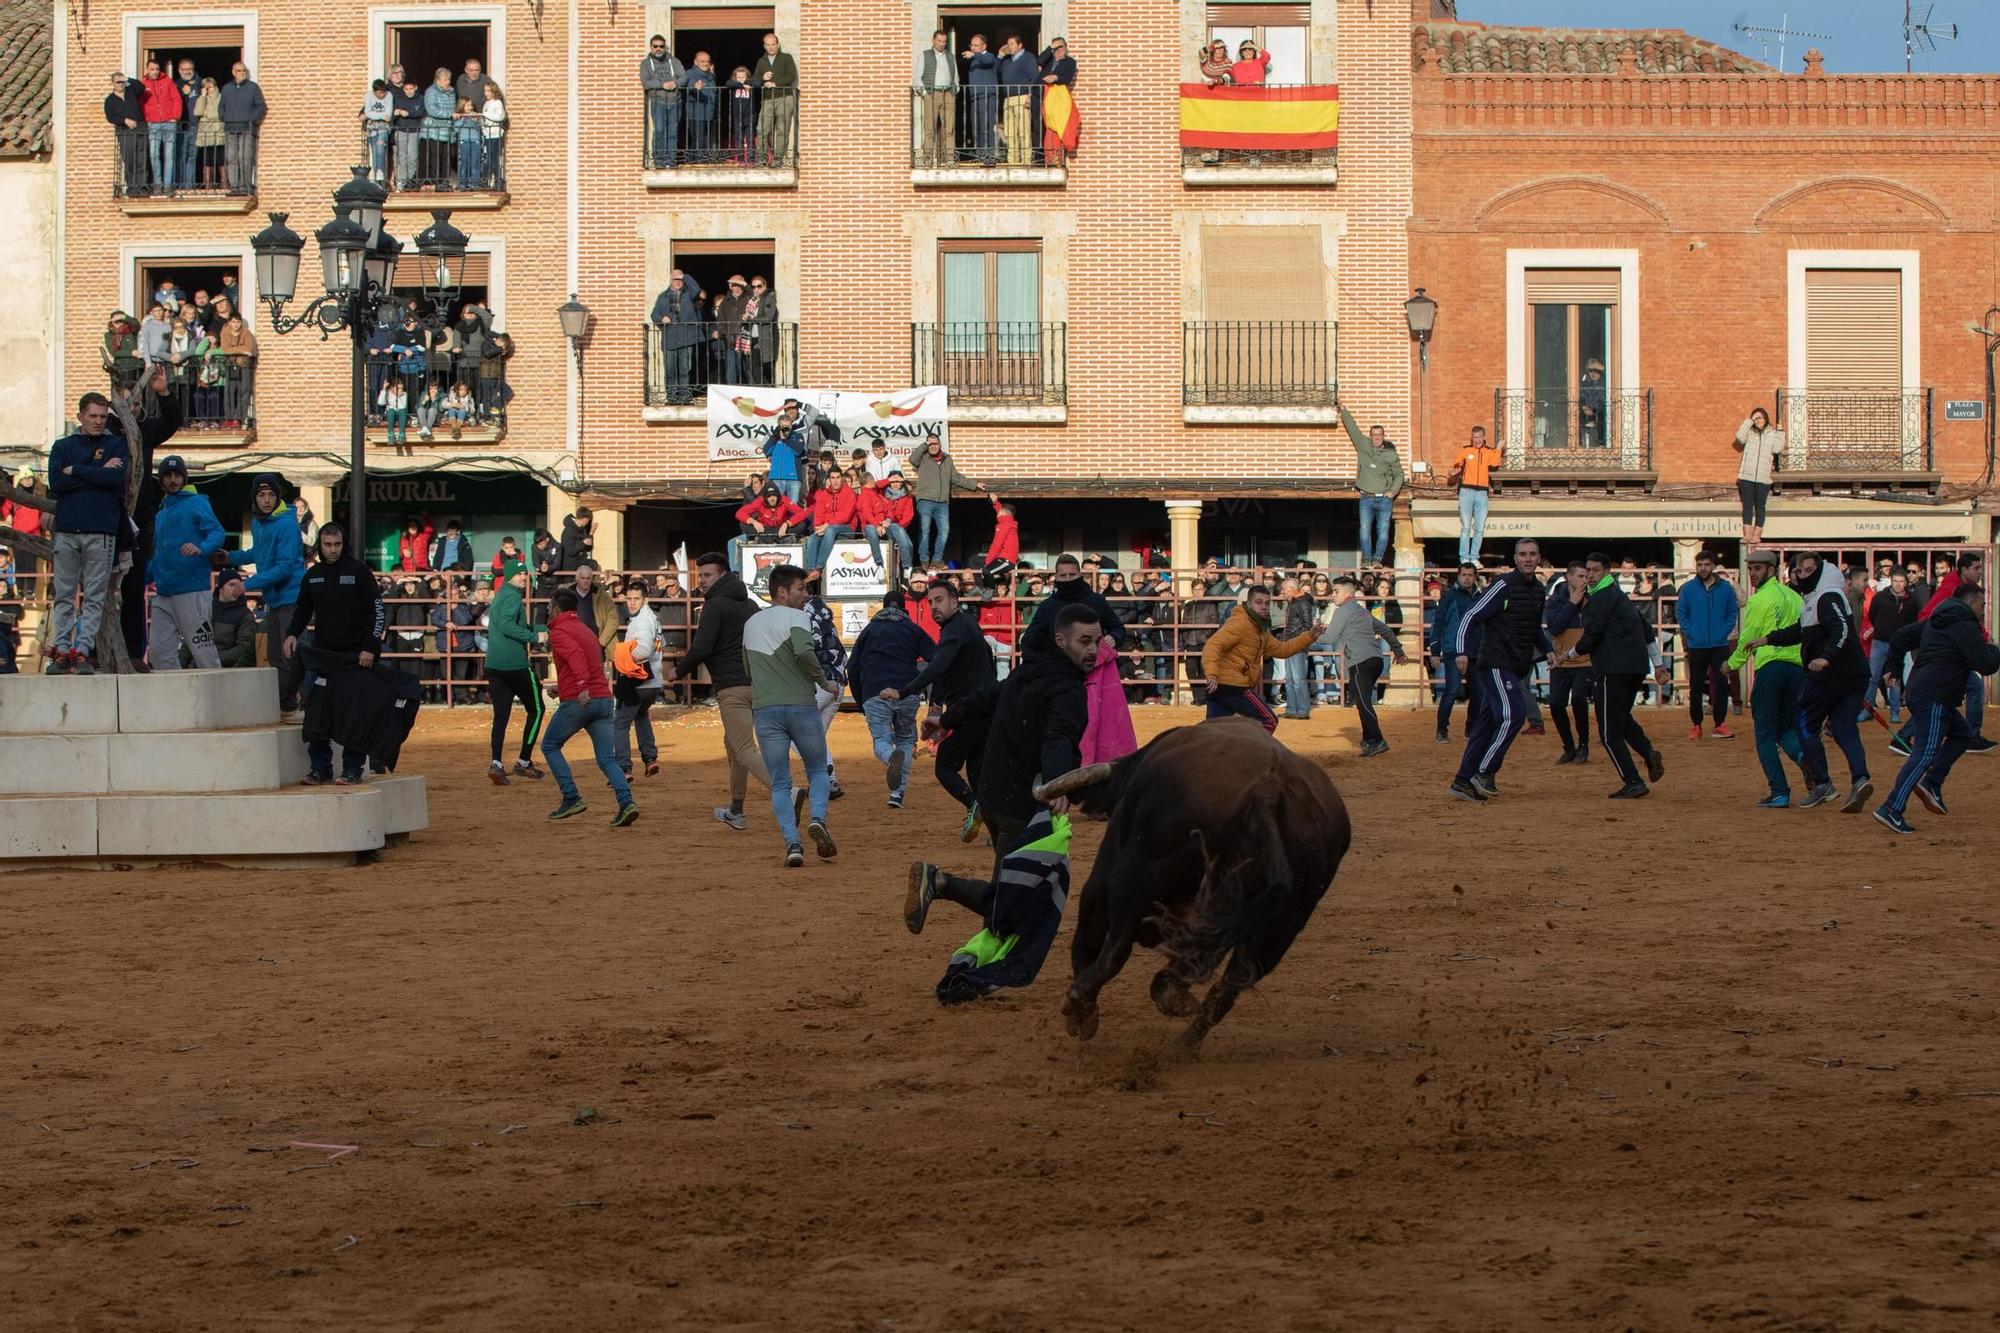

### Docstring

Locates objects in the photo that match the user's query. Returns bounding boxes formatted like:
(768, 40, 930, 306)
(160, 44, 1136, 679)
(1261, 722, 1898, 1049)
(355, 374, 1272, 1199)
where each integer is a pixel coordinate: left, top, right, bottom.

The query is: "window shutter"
(138, 24, 246, 48)
(1201, 226, 1325, 323)
(671, 6, 775, 31)
(670, 239, 775, 257)
(1206, 5, 1313, 25)
(394, 252, 492, 288)
(1524, 269, 1621, 306)
(1805, 269, 1902, 389)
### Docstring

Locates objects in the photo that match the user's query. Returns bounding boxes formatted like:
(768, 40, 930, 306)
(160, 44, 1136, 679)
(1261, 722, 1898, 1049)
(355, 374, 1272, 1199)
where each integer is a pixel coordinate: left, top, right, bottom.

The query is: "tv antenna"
(1731, 10, 1833, 73)
(1905, 2, 1958, 72)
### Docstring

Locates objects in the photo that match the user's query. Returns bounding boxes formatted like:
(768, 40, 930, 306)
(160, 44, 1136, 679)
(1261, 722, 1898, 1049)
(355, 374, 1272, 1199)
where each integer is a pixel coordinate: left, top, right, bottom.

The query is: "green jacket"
(744, 604, 823, 708)
(484, 582, 536, 671)
(1727, 578, 1804, 672)
(1342, 406, 1405, 498)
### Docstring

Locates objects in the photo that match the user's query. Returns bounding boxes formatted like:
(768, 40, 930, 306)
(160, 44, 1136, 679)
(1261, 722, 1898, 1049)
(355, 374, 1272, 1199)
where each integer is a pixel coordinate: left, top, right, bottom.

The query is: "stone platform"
(0, 669, 429, 870)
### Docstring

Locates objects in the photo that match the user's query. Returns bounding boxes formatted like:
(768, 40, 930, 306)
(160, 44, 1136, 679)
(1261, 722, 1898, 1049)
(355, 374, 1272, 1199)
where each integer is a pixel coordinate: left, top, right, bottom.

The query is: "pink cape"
(1080, 637, 1137, 764)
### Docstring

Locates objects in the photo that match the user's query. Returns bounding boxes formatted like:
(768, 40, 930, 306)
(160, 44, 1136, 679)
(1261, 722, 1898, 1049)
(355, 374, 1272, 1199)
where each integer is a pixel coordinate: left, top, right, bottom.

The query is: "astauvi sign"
(822, 541, 888, 599)
(705, 385, 950, 462)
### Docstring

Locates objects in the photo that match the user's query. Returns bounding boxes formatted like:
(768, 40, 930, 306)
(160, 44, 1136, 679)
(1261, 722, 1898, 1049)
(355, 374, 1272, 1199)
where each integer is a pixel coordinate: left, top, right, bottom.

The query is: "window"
(940, 239, 1041, 354)
(938, 6, 1043, 67)
(1189, 225, 1332, 405)
(136, 258, 242, 313)
(1805, 269, 1902, 390)
(1206, 4, 1310, 82)
(136, 24, 245, 78)
(671, 238, 776, 306)
(670, 5, 775, 83)
(387, 22, 491, 85)
(1524, 269, 1619, 450)
(390, 251, 492, 322)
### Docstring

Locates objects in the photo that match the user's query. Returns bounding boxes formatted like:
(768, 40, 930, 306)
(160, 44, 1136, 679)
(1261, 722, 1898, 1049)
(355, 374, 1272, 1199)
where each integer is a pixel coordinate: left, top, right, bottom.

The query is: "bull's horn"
(1033, 762, 1115, 803)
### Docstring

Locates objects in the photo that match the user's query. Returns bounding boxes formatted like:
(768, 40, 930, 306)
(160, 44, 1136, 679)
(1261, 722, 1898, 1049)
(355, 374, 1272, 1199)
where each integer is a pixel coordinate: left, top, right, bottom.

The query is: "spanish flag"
(1178, 83, 1339, 151)
(1043, 83, 1080, 158)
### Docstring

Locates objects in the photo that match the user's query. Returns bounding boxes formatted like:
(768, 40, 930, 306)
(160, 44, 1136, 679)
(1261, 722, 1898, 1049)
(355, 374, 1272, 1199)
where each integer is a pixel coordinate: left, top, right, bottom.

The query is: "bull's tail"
(1157, 782, 1292, 987)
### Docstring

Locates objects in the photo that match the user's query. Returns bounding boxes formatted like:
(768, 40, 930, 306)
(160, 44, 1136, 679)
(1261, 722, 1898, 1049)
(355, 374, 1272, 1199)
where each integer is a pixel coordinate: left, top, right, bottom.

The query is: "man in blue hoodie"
(228, 473, 305, 713)
(848, 588, 937, 808)
(144, 455, 225, 668)
(1675, 550, 1739, 740)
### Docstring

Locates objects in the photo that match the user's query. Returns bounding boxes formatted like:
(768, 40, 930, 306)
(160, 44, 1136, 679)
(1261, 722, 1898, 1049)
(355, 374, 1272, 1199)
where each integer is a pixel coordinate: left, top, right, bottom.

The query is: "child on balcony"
(726, 66, 756, 165)
(454, 96, 483, 190)
(440, 380, 476, 439)
(479, 83, 506, 188)
(380, 377, 411, 446)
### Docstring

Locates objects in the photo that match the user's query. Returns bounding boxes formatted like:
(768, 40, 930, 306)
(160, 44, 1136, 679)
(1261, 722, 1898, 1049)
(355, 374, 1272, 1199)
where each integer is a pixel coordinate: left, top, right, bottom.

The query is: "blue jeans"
(541, 696, 632, 806)
(1282, 652, 1311, 718)
(862, 695, 922, 799)
(769, 477, 802, 504)
(367, 125, 391, 179)
(1749, 660, 1806, 798)
(1358, 494, 1392, 564)
(806, 523, 857, 571)
(915, 499, 950, 564)
(862, 523, 914, 574)
(148, 122, 177, 189)
(1865, 640, 1902, 719)
(1457, 487, 1489, 564)
(755, 703, 831, 845)
(648, 90, 680, 167)
(307, 737, 366, 781)
(457, 138, 482, 188)
(176, 125, 198, 186)
(1434, 652, 1465, 734)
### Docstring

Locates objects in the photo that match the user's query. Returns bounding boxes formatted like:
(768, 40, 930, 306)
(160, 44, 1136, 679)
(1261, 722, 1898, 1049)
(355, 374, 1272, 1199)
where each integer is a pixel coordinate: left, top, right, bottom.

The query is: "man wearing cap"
(144, 456, 224, 669)
(228, 472, 305, 712)
(210, 568, 258, 667)
(1727, 550, 1808, 808)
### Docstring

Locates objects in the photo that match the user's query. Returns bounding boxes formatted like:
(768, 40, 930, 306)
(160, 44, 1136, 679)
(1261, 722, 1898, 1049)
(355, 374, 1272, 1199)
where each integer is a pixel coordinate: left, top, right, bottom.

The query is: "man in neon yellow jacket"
(1729, 549, 1808, 808)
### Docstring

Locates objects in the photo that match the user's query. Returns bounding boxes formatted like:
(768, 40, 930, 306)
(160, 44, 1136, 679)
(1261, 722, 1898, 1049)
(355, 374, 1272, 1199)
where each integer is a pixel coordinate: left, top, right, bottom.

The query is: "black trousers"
(934, 809, 1029, 919)
(1594, 671, 1656, 785)
(1684, 645, 1730, 727)
(1349, 658, 1384, 744)
(1550, 667, 1591, 752)
(935, 714, 988, 808)
(486, 666, 543, 763)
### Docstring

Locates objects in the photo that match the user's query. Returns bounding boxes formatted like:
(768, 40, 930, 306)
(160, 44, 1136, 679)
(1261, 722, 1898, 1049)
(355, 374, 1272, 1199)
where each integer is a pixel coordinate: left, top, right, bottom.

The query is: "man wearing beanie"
(144, 455, 224, 668)
(228, 472, 304, 714)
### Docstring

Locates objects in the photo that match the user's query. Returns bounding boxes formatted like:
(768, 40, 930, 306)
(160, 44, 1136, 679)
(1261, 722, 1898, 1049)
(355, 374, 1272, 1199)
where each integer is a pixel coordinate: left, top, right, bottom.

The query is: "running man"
(666, 551, 769, 830)
(1906, 551, 1996, 757)
(803, 575, 847, 799)
(1561, 553, 1667, 799)
(1449, 538, 1554, 802)
(1874, 579, 2000, 833)
(1764, 552, 1871, 812)
(1542, 561, 1592, 764)
(746, 564, 835, 868)
(847, 588, 935, 808)
(879, 575, 996, 837)
(482, 563, 546, 783)
(905, 603, 1100, 1005)
(1726, 549, 1808, 808)
(1321, 576, 1405, 754)
(541, 585, 639, 827)
(1201, 581, 1330, 732)
(1676, 549, 1738, 739)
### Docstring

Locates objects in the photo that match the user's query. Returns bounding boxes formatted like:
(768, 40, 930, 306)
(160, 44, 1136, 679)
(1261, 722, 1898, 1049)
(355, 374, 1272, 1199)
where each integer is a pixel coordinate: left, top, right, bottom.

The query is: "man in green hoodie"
(1727, 549, 1808, 808)
(483, 565, 546, 784)
(1341, 397, 1404, 567)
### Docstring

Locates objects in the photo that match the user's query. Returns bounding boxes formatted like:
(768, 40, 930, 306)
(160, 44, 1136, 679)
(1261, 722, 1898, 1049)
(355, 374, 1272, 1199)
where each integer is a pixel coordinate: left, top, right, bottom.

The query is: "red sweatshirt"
(983, 500, 1019, 565)
(979, 597, 1016, 646)
(810, 485, 860, 530)
(141, 73, 182, 123)
(548, 610, 610, 700)
(736, 495, 806, 531)
(398, 524, 434, 572)
(1919, 570, 1991, 641)
(859, 483, 914, 528)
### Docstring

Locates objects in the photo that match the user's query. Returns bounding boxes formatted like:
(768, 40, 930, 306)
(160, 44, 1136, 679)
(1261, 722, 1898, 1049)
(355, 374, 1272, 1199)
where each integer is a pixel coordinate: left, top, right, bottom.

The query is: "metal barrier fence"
(364, 357, 509, 434)
(164, 360, 256, 431)
(113, 125, 259, 198)
(907, 84, 1067, 169)
(644, 320, 799, 406)
(643, 86, 797, 170)
(5, 552, 1993, 711)
(1775, 388, 1933, 472)
(368, 124, 507, 194)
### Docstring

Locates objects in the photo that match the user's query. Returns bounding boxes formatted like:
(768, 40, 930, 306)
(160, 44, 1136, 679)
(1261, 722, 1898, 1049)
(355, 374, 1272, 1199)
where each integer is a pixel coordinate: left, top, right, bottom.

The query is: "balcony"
(1179, 84, 1340, 186)
(114, 127, 259, 214)
(642, 87, 797, 189)
(643, 321, 800, 421)
(367, 127, 508, 211)
(362, 362, 509, 445)
(1773, 388, 1939, 492)
(162, 361, 257, 445)
(1182, 321, 1337, 424)
(908, 85, 1067, 187)
(1491, 389, 1657, 493)
(910, 322, 1066, 421)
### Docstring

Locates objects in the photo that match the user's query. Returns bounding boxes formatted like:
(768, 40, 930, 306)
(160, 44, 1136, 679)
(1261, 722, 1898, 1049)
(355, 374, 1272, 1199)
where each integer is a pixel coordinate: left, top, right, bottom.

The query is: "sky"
(1466, 1, 1994, 74)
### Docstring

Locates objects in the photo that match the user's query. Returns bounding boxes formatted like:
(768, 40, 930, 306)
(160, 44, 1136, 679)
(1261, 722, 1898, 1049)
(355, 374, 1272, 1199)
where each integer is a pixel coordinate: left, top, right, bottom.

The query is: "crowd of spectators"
(105, 56, 264, 197)
(652, 269, 783, 401)
(362, 60, 506, 192)
(643, 32, 797, 170)
(100, 287, 257, 428)
(364, 300, 511, 438)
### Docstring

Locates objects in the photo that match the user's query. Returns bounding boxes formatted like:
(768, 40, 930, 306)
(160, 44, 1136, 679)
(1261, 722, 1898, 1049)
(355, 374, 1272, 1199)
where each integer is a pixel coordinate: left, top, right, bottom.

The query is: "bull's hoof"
(1170, 1024, 1210, 1059)
(1062, 995, 1100, 1041)
(1150, 969, 1197, 1018)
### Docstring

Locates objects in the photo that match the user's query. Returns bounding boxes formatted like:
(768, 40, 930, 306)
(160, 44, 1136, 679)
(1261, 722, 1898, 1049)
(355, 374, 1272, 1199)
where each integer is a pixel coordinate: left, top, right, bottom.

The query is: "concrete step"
(0, 668, 280, 736)
(0, 725, 308, 795)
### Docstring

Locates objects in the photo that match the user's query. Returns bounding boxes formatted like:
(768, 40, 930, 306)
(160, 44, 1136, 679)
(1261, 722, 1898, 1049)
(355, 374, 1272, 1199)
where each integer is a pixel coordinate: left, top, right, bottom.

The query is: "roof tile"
(0, 0, 51, 157)
(1417, 20, 1771, 77)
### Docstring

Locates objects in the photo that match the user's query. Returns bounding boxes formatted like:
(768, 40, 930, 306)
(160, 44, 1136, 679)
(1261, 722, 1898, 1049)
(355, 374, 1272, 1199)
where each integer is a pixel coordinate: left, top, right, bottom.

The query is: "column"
(1387, 493, 1425, 707)
(1166, 500, 1203, 705)
(1672, 538, 1702, 579)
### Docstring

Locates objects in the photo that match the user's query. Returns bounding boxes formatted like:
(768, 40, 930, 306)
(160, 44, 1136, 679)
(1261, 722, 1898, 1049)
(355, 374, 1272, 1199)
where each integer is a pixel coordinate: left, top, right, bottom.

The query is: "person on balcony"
(962, 34, 999, 166)
(456, 58, 497, 108)
(218, 63, 265, 195)
(422, 68, 458, 188)
(725, 66, 757, 165)
(915, 29, 957, 167)
(651, 270, 707, 406)
(683, 53, 718, 164)
(1733, 406, 1784, 550)
(1199, 39, 1235, 85)
(1341, 397, 1404, 567)
(743, 277, 778, 385)
(1037, 38, 1076, 166)
(479, 83, 507, 188)
(641, 36, 686, 169)
(715, 276, 748, 383)
(101, 311, 142, 392)
(391, 72, 424, 189)
(453, 96, 484, 191)
(140, 59, 181, 193)
(106, 73, 147, 196)
(193, 77, 226, 188)
(479, 332, 510, 423)
(753, 32, 797, 167)
(996, 36, 1037, 166)
(173, 58, 202, 190)
(1230, 41, 1271, 86)
(1578, 359, 1609, 448)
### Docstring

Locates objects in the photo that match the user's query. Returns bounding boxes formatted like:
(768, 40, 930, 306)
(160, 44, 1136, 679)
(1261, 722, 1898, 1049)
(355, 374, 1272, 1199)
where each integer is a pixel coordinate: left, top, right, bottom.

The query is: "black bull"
(1033, 717, 1352, 1050)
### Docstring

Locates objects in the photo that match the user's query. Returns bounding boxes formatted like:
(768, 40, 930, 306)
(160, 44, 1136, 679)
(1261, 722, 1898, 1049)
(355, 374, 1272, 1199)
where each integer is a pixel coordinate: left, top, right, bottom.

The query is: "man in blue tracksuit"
(1676, 550, 1740, 739)
(1430, 562, 1479, 742)
(1873, 580, 2000, 833)
(847, 588, 937, 808)
(1450, 538, 1553, 802)
(144, 455, 225, 668)
(228, 472, 305, 713)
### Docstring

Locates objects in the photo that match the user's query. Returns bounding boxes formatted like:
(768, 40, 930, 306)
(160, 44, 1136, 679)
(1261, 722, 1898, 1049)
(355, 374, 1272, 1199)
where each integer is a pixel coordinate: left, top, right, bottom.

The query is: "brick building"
(0, 0, 56, 462)
(1408, 13, 2000, 567)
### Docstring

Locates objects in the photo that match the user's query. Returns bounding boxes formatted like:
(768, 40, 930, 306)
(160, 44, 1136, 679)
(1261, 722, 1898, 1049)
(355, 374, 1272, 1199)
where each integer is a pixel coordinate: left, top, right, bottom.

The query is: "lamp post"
(1967, 309, 2000, 487)
(557, 293, 591, 369)
(251, 166, 468, 556)
(1405, 287, 1439, 470)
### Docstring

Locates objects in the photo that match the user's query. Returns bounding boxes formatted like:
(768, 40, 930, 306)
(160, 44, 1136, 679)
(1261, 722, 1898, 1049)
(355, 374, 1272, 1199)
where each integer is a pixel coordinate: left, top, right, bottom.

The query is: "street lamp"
(1405, 288, 1439, 472)
(252, 178, 461, 552)
(1969, 308, 2000, 486)
(557, 293, 591, 369)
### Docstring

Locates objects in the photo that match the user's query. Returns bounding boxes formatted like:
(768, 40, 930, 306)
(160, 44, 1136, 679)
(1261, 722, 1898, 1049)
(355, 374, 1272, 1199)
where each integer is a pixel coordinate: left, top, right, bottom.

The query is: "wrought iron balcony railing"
(1493, 388, 1654, 471)
(1775, 388, 1934, 472)
(642, 85, 798, 170)
(908, 84, 1067, 169)
(645, 320, 800, 406)
(1182, 321, 1337, 406)
(910, 322, 1067, 404)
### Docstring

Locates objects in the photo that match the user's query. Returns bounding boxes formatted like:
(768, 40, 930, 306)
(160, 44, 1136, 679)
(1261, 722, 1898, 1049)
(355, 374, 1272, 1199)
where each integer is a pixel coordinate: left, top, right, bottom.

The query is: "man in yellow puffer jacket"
(1201, 582, 1331, 732)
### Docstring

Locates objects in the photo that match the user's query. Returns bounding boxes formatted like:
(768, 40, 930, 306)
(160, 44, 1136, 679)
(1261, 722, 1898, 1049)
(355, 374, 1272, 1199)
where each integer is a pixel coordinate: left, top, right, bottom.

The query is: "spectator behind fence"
(572, 559, 619, 664)
(1200, 39, 1234, 85)
(362, 78, 394, 182)
(193, 77, 224, 188)
(172, 58, 199, 189)
(139, 58, 180, 191)
(453, 96, 483, 189)
(429, 518, 475, 572)
(1230, 41, 1272, 86)
(480, 82, 506, 187)
(653, 269, 707, 406)
(391, 74, 423, 188)
(915, 29, 957, 167)
(995, 36, 1036, 166)
(753, 32, 797, 167)
(218, 63, 264, 194)
(641, 35, 686, 169)
(684, 52, 717, 162)
(106, 73, 146, 194)
(101, 311, 142, 390)
(210, 568, 257, 667)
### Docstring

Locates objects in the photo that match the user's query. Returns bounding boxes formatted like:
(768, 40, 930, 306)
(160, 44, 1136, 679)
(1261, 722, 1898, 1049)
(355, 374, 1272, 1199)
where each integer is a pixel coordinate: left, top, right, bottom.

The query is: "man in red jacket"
(540, 585, 639, 825)
(140, 58, 182, 193)
(803, 469, 861, 574)
(981, 495, 1018, 587)
(734, 486, 806, 565)
(859, 469, 916, 575)
(1911, 551, 1994, 755)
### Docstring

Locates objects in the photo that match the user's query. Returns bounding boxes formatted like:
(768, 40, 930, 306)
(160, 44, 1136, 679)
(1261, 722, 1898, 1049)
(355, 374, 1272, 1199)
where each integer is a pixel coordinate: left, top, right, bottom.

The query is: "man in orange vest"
(1449, 426, 1504, 565)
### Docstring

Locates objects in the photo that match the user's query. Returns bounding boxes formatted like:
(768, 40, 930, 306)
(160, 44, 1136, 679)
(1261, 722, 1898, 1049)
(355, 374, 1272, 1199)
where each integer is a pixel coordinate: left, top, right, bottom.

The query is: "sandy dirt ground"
(4, 700, 2000, 1331)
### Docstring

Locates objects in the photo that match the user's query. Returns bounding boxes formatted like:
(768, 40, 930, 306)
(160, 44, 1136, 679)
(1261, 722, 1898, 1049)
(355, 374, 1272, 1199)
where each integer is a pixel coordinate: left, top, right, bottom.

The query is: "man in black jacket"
(1449, 538, 1554, 802)
(1023, 553, 1126, 653)
(1563, 553, 1667, 799)
(286, 523, 386, 784)
(1765, 553, 1871, 812)
(1874, 581, 2000, 833)
(106, 74, 147, 195)
(880, 575, 996, 824)
(667, 552, 769, 828)
(557, 509, 595, 572)
(903, 603, 1101, 996)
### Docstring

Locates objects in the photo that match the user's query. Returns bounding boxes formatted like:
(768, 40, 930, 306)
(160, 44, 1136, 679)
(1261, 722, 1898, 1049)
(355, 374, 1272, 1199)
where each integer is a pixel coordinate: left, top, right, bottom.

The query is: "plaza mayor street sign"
(1944, 399, 1986, 421)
